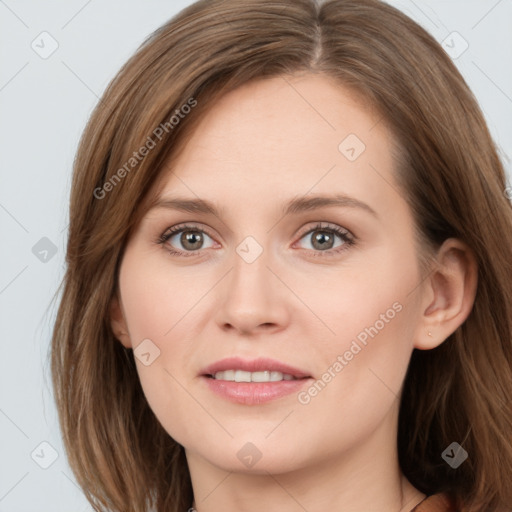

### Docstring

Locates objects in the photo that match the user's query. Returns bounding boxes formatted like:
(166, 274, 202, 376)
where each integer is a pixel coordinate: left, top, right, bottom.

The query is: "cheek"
(304, 245, 421, 403)
(314, 249, 420, 350)
(293, 299, 417, 459)
(118, 245, 209, 342)
(117, 250, 216, 442)
(313, 298, 415, 404)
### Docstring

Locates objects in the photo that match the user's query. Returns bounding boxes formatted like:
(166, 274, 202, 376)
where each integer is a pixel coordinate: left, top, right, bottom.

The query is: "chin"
(185, 438, 312, 475)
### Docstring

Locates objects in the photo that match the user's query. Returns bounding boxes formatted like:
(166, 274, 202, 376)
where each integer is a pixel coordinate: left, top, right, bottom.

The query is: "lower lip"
(201, 376, 312, 405)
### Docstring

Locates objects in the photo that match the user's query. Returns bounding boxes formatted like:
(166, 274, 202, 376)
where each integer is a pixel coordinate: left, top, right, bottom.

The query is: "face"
(111, 73, 429, 475)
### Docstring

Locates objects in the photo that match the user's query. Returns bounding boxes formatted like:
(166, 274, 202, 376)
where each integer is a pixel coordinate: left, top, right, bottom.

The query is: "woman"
(50, 0, 512, 511)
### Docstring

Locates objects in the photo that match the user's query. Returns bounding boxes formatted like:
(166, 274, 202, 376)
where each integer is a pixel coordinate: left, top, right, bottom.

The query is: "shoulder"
(410, 493, 458, 512)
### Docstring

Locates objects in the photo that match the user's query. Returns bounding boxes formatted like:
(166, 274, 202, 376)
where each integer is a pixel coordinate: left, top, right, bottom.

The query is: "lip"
(200, 356, 311, 379)
(199, 357, 313, 405)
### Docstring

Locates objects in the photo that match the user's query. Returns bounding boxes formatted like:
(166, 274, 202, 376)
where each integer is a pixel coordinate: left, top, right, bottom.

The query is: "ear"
(110, 293, 132, 349)
(414, 238, 478, 350)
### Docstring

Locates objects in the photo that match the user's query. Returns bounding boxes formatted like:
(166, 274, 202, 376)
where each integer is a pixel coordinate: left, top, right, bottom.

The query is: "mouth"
(200, 356, 312, 380)
(204, 370, 308, 382)
(199, 357, 313, 405)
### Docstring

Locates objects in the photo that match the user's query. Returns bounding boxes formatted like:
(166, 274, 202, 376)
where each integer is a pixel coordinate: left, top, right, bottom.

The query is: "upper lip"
(201, 357, 312, 379)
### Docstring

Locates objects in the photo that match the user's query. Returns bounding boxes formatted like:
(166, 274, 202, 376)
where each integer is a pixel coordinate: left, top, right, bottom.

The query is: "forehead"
(177, 74, 383, 161)
(148, 74, 401, 219)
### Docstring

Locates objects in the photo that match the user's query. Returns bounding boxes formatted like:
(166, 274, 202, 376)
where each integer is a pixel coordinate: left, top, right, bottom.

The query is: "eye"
(294, 222, 355, 256)
(156, 222, 355, 258)
(157, 224, 216, 257)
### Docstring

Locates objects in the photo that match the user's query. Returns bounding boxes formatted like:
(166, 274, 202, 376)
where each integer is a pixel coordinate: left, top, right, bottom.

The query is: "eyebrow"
(148, 194, 378, 219)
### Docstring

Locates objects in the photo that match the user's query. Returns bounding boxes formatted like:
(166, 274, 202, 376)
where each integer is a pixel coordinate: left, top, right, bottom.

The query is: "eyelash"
(156, 222, 355, 258)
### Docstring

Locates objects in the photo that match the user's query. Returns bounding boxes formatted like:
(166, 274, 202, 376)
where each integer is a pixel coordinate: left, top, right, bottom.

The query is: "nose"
(214, 247, 290, 337)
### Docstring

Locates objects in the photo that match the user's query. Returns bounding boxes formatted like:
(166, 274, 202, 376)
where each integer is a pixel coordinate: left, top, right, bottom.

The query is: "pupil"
(314, 231, 333, 250)
(182, 231, 202, 250)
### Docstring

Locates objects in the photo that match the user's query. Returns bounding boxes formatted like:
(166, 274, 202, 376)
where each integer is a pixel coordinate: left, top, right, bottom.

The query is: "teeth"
(212, 370, 297, 382)
(235, 370, 251, 382)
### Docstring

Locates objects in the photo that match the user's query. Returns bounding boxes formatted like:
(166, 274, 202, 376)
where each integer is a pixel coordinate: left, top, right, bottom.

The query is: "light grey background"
(1, 1, 511, 510)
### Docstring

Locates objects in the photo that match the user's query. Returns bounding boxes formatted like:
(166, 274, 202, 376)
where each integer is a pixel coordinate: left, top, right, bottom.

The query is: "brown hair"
(50, 0, 512, 511)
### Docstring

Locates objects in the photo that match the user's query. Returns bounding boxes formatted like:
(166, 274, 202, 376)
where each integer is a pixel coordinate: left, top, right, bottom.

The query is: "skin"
(111, 73, 477, 512)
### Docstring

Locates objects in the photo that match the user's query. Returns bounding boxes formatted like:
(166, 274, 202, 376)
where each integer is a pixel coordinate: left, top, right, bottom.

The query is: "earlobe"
(110, 294, 132, 349)
(414, 238, 478, 350)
